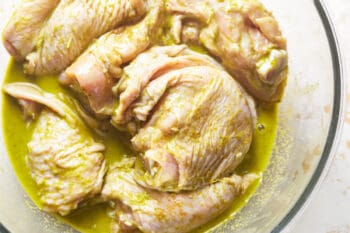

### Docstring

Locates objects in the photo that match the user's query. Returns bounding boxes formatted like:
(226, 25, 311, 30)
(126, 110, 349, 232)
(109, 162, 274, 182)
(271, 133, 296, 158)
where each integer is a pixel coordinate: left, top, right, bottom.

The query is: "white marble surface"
(291, 0, 350, 232)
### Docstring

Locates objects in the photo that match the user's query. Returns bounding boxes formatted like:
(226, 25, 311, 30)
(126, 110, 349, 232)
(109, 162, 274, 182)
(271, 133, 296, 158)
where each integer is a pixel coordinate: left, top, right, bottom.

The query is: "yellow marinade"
(2, 60, 278, 233)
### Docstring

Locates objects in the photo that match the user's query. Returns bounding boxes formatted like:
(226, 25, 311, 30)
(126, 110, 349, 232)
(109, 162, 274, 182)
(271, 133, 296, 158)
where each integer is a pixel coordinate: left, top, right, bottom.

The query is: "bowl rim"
(272, 0, 345, 232)
(0, 223, 8, 233)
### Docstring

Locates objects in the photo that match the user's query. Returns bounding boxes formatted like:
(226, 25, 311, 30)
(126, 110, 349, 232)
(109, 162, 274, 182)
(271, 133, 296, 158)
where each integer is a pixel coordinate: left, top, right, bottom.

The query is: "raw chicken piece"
(2, 0, 60, 61)
(112, 45, 221, 126)
(167, 0, 288, 101)
(3, 82, 66, 116)
(23, 0, 147, 75)
(3, 83, 107, 215)
(112, 45, 255, 192)
(59, 0, 163, 116)
(102, 163, 258, 233)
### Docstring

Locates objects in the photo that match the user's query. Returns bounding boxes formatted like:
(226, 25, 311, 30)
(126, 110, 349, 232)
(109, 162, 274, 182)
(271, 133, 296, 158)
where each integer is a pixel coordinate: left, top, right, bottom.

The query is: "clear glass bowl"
(0, 0, 344, 232)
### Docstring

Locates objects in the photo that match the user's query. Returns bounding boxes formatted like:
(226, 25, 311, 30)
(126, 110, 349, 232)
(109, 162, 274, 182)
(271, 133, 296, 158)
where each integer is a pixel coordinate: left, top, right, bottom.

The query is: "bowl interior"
(215, 0, 341, 232)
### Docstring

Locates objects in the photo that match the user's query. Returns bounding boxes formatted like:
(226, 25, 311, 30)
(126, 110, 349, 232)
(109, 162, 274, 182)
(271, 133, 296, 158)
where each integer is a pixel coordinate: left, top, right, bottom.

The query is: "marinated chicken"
(59, 0, 163, 116)
(2, 0, 287, 231)
(3, 0, 147, 75)
(167, 0, 288, 101)
(3, 83, 107, 215)
(102, 160, 258, 233)
(2, 0, 60, 61)
(112, 45, 255, 192)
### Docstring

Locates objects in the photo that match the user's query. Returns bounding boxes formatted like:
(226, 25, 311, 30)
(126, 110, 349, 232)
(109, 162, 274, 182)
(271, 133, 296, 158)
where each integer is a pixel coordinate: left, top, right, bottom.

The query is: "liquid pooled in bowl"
(3, 60, 278, 233)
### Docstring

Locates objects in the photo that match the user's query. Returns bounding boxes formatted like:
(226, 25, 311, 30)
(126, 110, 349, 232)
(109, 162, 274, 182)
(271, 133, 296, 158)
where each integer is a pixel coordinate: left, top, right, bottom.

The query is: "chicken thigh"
(3, 83, 107, 215)
(2, 0, 60, 61)
(59, 0, 163, 116)
(4, 0, 147, 75)
(102, 161, 258, 233)
(112, 45, 255, 192)
(167, 0, 288, 101)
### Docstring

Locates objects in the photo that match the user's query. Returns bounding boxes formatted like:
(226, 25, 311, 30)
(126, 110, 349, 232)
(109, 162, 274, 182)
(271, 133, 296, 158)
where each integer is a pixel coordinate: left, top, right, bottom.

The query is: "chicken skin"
(167, 0, 288, 101)
(112, 45, 255, 192)
(59, 0, 163, 116)
(102, 160, 258, 233)
(3, 0, 147, 75)
(3, 83, 107, 215)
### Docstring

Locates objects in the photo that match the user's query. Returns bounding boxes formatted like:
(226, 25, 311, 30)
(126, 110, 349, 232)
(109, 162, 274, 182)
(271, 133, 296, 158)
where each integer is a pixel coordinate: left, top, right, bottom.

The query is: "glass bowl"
(0, 0, 344, 232)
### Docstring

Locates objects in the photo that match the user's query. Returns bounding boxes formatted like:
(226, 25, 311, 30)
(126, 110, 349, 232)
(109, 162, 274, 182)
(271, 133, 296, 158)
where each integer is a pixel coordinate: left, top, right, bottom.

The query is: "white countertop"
(291, 0, 350, 232)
